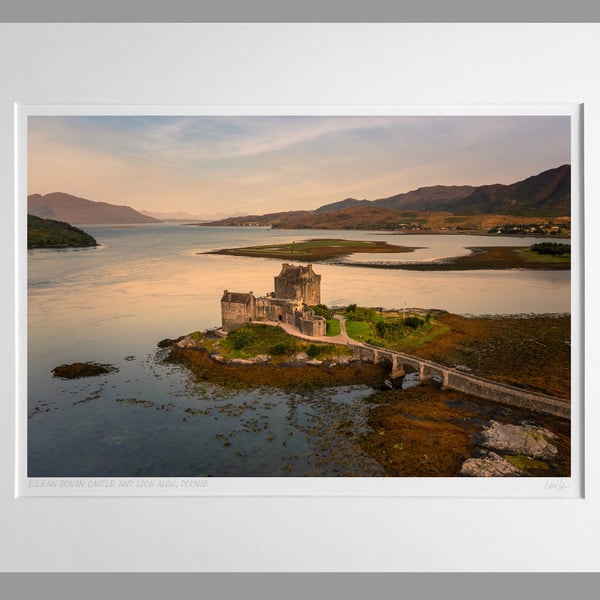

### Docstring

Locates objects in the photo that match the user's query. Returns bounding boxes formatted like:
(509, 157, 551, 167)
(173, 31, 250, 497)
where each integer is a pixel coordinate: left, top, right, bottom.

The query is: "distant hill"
(317, 166, 570, 216)
(200, 165, 571, 230)
(28, 192, 161, 224)
(447, 164, 571, 216)
(316, 185, 477, 214)
(27, 214, 98, 248)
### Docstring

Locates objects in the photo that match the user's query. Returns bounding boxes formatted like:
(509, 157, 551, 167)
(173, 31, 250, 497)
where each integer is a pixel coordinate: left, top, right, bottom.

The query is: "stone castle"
(221, 263, 326, 337)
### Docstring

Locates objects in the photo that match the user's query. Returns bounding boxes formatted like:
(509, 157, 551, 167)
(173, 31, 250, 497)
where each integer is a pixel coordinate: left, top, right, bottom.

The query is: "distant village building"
(221, 263, 326, 337)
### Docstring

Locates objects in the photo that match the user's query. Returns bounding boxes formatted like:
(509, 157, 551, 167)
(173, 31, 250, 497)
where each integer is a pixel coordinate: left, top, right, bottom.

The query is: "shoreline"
(204, 241, 570, 271)
(160, 314, 571, 477)
(162, 309, 570, 400)
(193, 223, 570, 239)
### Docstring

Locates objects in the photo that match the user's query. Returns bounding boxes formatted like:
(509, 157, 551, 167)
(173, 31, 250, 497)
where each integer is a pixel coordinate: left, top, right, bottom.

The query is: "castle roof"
(278, 263, 316, 278)
(221, 290, 254, 304)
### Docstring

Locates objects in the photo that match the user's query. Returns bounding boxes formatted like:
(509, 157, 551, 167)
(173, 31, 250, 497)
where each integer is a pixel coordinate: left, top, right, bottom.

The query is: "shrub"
(530, 242, 570, 256)
(312, 304, 334, 319)
(306, 344, 321, 358)
(376, 320, 405, 341)
(404, 316, 424, 330)
(270, 342, 292, 356)
(228, 327, 254, 350)
(346, 305, 376, 322)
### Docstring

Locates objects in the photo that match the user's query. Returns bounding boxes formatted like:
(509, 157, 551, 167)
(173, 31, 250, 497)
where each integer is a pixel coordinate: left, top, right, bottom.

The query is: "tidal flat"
(161, 311, 570, 477)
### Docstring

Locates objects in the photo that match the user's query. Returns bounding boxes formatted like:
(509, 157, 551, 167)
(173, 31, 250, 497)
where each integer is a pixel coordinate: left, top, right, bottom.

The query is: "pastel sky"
(28, 115, 571, 217)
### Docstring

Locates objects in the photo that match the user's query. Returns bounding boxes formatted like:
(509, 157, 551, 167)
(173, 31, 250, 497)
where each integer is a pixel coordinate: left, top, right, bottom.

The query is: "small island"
(204, 238, 418, 261)
(27, 214, 98, 249)
(358, 244, 571, 271)
(205, 238, 570, 270)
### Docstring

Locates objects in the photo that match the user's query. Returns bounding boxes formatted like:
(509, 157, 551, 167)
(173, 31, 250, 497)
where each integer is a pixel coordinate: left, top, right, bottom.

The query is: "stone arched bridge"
(354, 343, 570, 420)
(274, 317, 570, 420)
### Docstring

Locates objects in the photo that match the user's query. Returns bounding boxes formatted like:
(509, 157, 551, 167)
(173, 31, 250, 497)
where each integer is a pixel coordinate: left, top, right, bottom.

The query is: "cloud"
(27, 115, 571, 215)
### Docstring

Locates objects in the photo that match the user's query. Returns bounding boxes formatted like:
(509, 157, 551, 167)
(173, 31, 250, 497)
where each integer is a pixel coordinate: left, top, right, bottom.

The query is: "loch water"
(26, 224, 571, 477)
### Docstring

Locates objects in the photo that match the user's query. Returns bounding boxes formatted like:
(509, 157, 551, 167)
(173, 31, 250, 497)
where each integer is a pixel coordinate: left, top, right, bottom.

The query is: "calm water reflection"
(26, 224, 571, 476)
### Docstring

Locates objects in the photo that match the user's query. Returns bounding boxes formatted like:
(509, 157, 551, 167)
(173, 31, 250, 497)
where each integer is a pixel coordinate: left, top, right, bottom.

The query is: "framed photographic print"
(17, 106, 581, 499)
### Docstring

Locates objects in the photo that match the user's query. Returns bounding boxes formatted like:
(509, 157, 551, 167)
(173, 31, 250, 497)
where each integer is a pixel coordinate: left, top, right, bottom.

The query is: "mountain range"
(28, 165, 571, 229)
(200, 165, 571, 228)
(28, 192, 160, 224)
(316, 164, 570, 215)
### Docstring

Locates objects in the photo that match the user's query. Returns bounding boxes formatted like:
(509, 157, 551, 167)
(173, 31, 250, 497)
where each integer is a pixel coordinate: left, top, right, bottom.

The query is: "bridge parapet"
(359, 342, 569, 419)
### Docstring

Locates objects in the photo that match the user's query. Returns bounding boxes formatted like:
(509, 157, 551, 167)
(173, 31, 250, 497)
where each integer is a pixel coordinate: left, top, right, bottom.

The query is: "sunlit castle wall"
(274, 263, 321, 305)
(220, 290, 256, 331)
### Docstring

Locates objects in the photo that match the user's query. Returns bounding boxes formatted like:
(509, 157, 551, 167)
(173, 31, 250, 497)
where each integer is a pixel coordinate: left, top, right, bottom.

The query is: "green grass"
(345, 320, 374, 341)
(342, 308, 451, 352)
(387, 323, 451, 352)
(222, 324, 298, 358)
(211, 238, 416, 262)
(517, 248, 571, 264)
(188, 324, 351, 362)
(326, 319, 341, 336)
(235, 239, 379, 255)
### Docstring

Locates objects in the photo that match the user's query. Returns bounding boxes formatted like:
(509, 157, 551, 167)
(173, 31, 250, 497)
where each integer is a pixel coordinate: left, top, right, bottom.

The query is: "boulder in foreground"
(474, 420, 558, 460)
(459, 451, 523, 477)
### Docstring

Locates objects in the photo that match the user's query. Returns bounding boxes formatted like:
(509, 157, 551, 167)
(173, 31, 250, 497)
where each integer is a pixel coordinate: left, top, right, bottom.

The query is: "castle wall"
(221, 303, 252, 331)
(254, 297, 271, 321)
(221, 291, 256, 331)
(298, 315, 326, 337)
(295, 306, 326, 337)
(265, 298, 298, 325)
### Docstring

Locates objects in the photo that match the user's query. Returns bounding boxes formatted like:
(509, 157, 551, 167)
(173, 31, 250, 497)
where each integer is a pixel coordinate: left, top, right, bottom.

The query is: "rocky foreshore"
(162, 334, 389, 391)
(160, 331, 570, 477)
(458, 420, 560, 476)
(174, 333, 357, 367)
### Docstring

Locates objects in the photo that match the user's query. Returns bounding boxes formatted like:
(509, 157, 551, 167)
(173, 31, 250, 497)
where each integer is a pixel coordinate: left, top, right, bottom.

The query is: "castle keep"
(221, 263, 326, 337)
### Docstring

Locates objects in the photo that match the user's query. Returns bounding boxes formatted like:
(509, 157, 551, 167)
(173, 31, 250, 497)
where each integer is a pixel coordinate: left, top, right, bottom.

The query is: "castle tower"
(274, 263, 321, 306)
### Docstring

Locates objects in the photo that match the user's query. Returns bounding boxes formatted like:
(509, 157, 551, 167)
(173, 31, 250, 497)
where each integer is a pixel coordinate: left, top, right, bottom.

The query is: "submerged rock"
(51, 362, 117, 379)
(459, 451, 522, 477)
(474, 420, 558, 460)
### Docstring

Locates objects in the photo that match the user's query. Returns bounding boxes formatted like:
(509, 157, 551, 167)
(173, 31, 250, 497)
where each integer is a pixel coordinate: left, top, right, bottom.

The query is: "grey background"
(1, 0, 600, 23)
(1, 2, 599, 598)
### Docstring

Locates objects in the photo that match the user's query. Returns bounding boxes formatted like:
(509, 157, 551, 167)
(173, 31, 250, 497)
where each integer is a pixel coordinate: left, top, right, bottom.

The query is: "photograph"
(24, 112, 574, 482)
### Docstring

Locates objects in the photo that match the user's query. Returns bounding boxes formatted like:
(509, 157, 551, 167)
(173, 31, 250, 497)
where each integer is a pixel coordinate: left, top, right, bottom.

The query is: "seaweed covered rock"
(51, 362, 117, 379)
